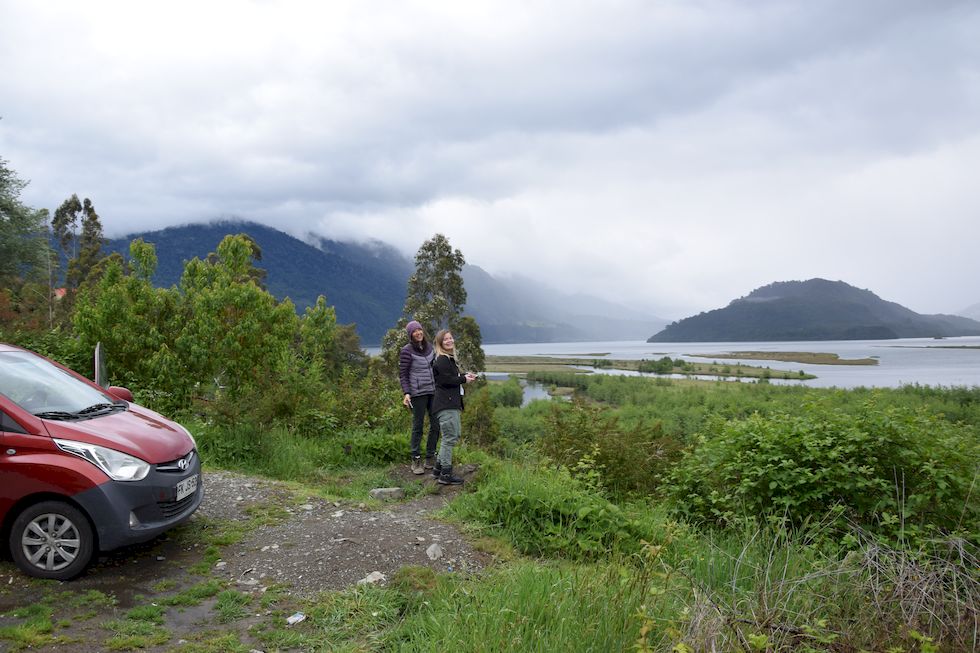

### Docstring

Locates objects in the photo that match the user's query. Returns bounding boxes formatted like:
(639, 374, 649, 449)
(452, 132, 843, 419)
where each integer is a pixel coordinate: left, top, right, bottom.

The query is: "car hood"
(41, 405, 193, 464)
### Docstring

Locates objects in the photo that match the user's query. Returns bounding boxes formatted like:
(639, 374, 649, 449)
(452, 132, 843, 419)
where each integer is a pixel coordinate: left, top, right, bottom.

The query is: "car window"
(1, 411, 28, 434)
(0, 351, 113, 415)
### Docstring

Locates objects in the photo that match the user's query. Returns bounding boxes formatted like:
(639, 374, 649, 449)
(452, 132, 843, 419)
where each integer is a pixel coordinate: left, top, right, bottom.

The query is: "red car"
(0, 343, 202, 580)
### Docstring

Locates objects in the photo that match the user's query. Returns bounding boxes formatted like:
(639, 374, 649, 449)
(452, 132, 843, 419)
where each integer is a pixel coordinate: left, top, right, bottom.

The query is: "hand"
(402, 393, 412, 408)
(464, 372, 478, 382)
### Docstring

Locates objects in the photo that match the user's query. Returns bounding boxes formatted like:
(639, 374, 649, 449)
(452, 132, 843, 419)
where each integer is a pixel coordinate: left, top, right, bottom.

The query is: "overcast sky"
(2, 0, 978, 320)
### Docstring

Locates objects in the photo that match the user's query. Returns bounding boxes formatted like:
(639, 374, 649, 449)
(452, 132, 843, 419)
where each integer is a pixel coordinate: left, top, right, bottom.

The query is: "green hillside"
(649, 278, 980, 342)
(105, 221, 411, 344)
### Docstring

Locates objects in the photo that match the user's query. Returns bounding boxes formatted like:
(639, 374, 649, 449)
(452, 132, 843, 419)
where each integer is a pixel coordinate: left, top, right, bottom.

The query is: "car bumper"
(71, 453, 204, 551)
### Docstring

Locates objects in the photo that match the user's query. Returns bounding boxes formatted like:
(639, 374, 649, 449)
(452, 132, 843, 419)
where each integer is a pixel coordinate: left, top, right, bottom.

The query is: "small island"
(688, 351, 878, 366)
(485, 355, 816, 381)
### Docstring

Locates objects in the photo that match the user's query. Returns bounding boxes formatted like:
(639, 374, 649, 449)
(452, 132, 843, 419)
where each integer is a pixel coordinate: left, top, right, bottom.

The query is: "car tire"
(8, 501, 95, 580)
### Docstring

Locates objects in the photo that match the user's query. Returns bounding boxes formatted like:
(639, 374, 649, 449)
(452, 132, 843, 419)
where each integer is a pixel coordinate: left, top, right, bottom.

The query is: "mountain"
(105, 221, 663, 345)
(462, 266, 667, 343)
(959, 302, 980, 321)
(105, 221, 410, 344)
(648, 279, 980, 342)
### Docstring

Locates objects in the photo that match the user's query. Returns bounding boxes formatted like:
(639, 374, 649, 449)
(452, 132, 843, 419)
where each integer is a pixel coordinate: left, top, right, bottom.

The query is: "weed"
(158, 579, 224, 607)
(215, 590, 252, 623)
(125, 604, 166, 624)
(102, 618, 171, 651)
(0, 603, 65, 650)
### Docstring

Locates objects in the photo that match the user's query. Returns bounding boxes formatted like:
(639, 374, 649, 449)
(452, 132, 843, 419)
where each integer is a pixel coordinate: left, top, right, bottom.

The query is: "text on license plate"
(175, 474, 199, 501)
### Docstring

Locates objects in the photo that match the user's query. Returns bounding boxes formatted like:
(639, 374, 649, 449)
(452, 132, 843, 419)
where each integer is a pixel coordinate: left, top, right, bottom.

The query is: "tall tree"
(52, 194, 106, 289)
(381, 233, 484, 372)
(0, 158, 50, 284)
(0, 158, 54, 331)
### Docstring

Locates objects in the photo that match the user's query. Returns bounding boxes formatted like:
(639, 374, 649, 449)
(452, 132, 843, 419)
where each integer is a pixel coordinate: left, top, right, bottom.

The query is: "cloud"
(2, 0, 978, 318)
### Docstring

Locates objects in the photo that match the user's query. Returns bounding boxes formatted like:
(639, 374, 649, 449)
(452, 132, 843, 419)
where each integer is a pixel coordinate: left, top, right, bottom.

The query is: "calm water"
(483, 336, 980, 389)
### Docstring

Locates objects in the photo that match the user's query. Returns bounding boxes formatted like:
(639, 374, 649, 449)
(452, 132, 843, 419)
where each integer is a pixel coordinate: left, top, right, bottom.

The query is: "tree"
(205, 233, 267, 289)
(403, 234, 467, 334)
(299, 295, 341, 379)
(0, 158, 55, 331)
(0, 158, 50, 283)
(380, 233, 484, 372)
(73, 239, 182, 406)
(176, 234, 298, 399)
(52, 194, 106, 289)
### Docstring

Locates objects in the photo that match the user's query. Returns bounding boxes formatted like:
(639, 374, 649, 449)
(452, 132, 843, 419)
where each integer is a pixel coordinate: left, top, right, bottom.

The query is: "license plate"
(175, 474, 199, 501)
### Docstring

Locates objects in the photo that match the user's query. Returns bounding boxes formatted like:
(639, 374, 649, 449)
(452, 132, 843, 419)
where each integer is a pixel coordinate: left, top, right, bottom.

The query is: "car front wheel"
(9, 501, 94, 580)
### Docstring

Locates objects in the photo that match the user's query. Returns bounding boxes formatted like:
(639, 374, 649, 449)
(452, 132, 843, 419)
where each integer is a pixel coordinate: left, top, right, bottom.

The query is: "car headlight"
(54, 439, 151, 481)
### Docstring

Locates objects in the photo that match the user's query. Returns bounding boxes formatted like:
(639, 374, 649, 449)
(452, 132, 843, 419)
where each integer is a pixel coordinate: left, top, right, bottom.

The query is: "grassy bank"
(687, 350, 879, 365)
(486, 354, 817, 380)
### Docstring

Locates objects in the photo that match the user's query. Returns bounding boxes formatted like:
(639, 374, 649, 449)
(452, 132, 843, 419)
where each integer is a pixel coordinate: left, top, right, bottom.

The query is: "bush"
(668, 400, 979, 544)
(539, 399, 682, 498)
(487, 376, 523, 408)
(461, 385, 501, 450)
(448, 461, 656, 560)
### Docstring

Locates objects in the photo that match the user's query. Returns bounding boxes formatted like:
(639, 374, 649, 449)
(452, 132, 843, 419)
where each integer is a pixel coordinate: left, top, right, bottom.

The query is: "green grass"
(215, 590, 252, 623)
(0, 604, 65, 650)
(101, 618, 171, 651)
(386, 560, 654, 651)
(158, 579, 225, 607)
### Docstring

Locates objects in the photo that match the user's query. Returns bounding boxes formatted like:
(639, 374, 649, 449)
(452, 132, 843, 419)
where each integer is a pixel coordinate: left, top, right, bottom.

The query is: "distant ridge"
(105, 221, 665, 345)
(105, 221, 410, 344)
(648, 279, 980, 342)
(959, 302, 980, 322)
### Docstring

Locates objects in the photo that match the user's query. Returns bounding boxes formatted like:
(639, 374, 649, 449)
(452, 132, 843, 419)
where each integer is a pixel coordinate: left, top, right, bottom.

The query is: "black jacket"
(432, 354, 466, 414)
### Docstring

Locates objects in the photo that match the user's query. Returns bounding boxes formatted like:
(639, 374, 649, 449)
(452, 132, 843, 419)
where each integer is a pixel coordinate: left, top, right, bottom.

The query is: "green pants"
(436, 409, 461, 468)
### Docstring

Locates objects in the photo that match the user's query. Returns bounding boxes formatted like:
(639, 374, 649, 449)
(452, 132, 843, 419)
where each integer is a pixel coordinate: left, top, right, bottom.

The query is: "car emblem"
(178, 458, 188, 471)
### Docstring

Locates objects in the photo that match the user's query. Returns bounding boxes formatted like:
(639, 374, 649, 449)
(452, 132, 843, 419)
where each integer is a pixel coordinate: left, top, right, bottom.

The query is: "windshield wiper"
(76, 402, 122, 416)
(34, 411, 80, 421)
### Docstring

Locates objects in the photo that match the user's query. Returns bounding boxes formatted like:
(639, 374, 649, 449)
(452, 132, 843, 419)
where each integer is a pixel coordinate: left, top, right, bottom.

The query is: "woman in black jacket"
(431, 329, 477, 485)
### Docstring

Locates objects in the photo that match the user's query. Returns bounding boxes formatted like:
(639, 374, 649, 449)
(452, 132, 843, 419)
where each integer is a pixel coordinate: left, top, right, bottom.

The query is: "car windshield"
(0, 350, 116, 416)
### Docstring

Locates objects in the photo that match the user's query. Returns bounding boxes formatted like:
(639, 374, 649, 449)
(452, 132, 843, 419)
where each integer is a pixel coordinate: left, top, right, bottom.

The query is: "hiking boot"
(437, 464, 464, 486)
(410, 456, 425, 475)
(424, 456, 435, 470)
(432, 462, 442, 479)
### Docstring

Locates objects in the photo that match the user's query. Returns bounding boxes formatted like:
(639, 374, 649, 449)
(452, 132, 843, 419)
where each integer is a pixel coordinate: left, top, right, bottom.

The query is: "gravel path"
(198, 467, 490, 595)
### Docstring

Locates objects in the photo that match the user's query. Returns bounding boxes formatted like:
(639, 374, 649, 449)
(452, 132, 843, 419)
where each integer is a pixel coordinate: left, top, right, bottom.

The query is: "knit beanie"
(405, 320, 423, 337)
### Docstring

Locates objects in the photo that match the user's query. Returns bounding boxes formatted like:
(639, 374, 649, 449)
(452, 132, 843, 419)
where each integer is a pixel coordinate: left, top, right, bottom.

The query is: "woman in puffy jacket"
(430, 329, 477, 485)
(398, 320, 440, 475)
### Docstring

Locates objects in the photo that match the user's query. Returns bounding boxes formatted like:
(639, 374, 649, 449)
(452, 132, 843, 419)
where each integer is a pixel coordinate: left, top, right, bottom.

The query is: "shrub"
(448, 462, 655, 560)
(322, 367, 410, 433)
(462, 385, 501, 450)
(539, 399, 682, 498)
(487, 376, 523, 408)
(668, 401, 979, 543)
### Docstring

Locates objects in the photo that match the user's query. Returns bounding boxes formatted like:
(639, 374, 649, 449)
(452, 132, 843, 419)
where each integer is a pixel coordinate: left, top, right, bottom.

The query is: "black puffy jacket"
(432, 353, 467, 414)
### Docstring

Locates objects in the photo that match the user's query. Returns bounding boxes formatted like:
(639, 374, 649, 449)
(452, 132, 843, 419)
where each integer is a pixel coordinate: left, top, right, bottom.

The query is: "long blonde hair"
(434, 329, 455, 358)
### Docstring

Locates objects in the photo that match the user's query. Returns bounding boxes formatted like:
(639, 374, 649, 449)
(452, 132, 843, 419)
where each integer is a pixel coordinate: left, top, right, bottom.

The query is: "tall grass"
(446, 460, 674, 560)
(386, 561, 655, 652)
(645, 524, 979, 652)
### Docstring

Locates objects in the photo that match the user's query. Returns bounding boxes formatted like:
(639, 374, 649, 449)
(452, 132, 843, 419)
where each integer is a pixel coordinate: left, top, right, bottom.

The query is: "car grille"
(157, 490, 198, 518)
(156, 450, 196, 473)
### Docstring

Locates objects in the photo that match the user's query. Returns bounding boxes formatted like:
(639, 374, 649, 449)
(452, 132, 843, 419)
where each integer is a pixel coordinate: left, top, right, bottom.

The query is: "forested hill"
(105, 221, 411, 345)
(648, 279, 980, 342)
(106, 221, 667, 345)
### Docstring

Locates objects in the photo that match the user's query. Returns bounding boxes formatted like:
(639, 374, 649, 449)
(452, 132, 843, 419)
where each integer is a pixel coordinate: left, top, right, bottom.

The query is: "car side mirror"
(94, 342, 107, 388)
(107, 386, 134, 402)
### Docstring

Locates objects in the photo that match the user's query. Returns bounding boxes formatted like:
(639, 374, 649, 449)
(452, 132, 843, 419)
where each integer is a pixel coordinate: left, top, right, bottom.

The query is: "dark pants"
(410, 393, 440, 458)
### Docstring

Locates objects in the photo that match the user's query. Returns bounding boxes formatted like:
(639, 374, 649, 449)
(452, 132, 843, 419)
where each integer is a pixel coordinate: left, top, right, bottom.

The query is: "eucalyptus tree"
(381, 233, 485, 372)
(51, 193, 106, 289)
